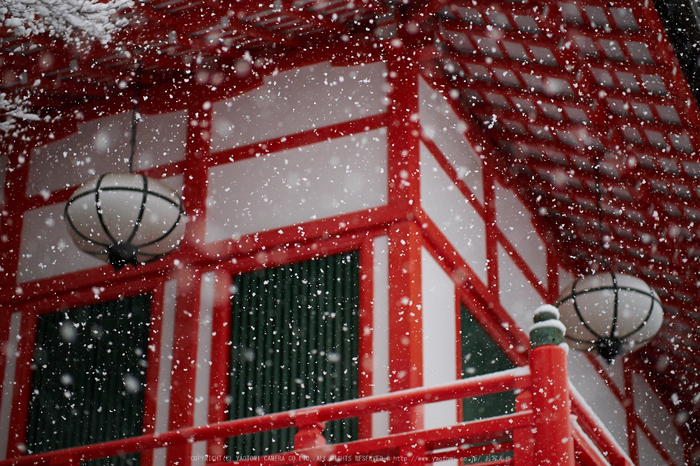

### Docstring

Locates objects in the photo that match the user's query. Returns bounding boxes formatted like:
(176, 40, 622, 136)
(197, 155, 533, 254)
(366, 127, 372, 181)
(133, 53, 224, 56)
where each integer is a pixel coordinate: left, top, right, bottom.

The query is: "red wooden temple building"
(0, 0, 699, 464)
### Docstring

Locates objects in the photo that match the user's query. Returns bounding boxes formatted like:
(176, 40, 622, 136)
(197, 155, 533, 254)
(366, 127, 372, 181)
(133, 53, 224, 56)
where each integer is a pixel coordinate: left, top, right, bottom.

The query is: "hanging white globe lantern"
(555, 272, 663, 362)
(64, 172, 187, 271)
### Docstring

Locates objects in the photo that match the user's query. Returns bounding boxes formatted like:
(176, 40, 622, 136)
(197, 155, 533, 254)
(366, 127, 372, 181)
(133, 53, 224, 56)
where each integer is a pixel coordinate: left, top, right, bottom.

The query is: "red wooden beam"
(279, 0, 351, 34)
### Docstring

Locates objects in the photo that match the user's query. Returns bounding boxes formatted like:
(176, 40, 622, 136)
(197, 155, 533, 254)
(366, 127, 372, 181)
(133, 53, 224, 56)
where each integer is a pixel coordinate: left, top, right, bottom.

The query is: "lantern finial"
(595, 337, 622, 363)
(107, 242, 140, 271)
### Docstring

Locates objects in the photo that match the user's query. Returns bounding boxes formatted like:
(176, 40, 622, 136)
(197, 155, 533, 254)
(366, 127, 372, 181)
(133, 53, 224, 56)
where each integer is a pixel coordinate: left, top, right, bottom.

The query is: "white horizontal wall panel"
(419, 79, 483, 204)
(420, 143, 487, 284)
(28, 111, 187, 196)
(205, 129, 388, 243)
(133, 112, 189, 170)
(422, 248, 458, 432)
(567, 350, 628, 454)
(18, 202, 104, 282)
(211, 61, 388, 152)
(498, 245, 542, 333)
(29, 113, 130, 196)
(633, 373, 683, 465)
(18, 176, 184, 283)
(494, 182, 547, 285)
(372, 235, 390, 438)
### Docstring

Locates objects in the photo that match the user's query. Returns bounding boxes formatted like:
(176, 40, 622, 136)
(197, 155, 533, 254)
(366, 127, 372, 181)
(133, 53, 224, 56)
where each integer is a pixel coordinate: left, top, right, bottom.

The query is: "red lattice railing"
(0, 341, 631, 466)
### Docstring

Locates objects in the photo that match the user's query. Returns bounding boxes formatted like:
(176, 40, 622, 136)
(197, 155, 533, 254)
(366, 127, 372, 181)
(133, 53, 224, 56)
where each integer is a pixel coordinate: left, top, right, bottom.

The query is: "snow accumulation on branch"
(0, 92, 40, 132)
(0, 0, 134, 134)
(0, 0, 133, 43)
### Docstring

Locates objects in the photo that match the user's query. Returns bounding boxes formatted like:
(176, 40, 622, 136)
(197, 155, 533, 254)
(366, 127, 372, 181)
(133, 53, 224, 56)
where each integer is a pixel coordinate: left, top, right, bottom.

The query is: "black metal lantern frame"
(64, 64, 186, 271)
(555, 272, 664, 362)
(64, 173, 186, 270)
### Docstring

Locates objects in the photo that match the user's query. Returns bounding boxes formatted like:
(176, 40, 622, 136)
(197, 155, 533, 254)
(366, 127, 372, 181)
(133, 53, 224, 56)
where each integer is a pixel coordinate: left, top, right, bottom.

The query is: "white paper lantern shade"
(555, 272, 663, 362)
(65, 173, 187, 271)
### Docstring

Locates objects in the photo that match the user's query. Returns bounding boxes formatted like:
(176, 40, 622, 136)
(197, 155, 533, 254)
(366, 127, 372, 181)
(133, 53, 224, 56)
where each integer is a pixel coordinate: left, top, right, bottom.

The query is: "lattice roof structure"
(2, 0, 699, 450)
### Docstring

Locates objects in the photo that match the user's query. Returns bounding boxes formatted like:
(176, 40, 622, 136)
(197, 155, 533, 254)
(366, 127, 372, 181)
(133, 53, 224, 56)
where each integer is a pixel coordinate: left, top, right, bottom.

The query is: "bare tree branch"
(0, 0, 134, 133)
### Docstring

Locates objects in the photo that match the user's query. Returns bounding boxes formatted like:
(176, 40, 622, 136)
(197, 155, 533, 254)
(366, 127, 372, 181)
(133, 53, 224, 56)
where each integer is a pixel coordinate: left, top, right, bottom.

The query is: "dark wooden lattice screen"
(461, 305, 517, 464)
(460, 306, 517, 421)
(228, 251, 359, 459)
(26, 294, 151, 466)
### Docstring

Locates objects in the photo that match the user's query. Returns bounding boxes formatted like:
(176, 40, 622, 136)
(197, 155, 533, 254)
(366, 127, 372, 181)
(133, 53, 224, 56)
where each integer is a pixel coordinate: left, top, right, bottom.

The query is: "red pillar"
(529, 305, 574, 466)
(181, 101, 211, 257)
(387, 220, 423, 433)
(0, 139, 29, 293)
(513, 391, 534, 466)
(165, 98, 210, 466)
(385, 37, 423, 435)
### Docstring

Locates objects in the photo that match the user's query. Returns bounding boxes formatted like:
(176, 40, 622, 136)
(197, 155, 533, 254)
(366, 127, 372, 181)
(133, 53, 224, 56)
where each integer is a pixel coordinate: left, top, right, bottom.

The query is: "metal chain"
(128, 63, 142, 173)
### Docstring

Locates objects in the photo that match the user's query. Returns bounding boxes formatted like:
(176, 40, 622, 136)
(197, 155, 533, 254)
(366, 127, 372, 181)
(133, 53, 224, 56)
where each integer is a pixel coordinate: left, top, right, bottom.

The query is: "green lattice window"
(461, 305, 516, 464)
(26, 294, 151, 466)
(228, 251, 359, 459)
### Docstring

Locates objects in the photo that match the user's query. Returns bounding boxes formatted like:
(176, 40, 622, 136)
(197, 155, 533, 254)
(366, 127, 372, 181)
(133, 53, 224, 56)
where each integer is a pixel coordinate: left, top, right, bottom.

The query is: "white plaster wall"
(494, 182, 547, 285)
(419, 79, 483, 204)
(372, 235, 390, 438)
(0, 312, 21, 459)
(567, 350, 628, 454)
(498, 245, 543, 333)
(29, 113, 130, 196)
(633, 373, 683, 465)
(17, 202, 104, 282)
(153, 279, 177, 466)
(421, 247, 458, 434)
(27, 111, 187, 196)
(205, 130, 388, 243)
(192, 272, 215, 466)
(17, 175, 183, 283)
(603, 359, 625, 397)
(637, 427, 668, 466)
(569, 384, 632, 464)
(132, 111, 189, 170)
(211, 61, 388, 152)
(558, 267, 574, 295)
(420, 143, 487, 284)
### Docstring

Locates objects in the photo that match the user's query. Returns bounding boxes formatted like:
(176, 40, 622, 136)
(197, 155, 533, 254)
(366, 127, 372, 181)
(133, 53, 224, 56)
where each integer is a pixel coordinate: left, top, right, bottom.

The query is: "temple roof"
(1, 0, 699, 448)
